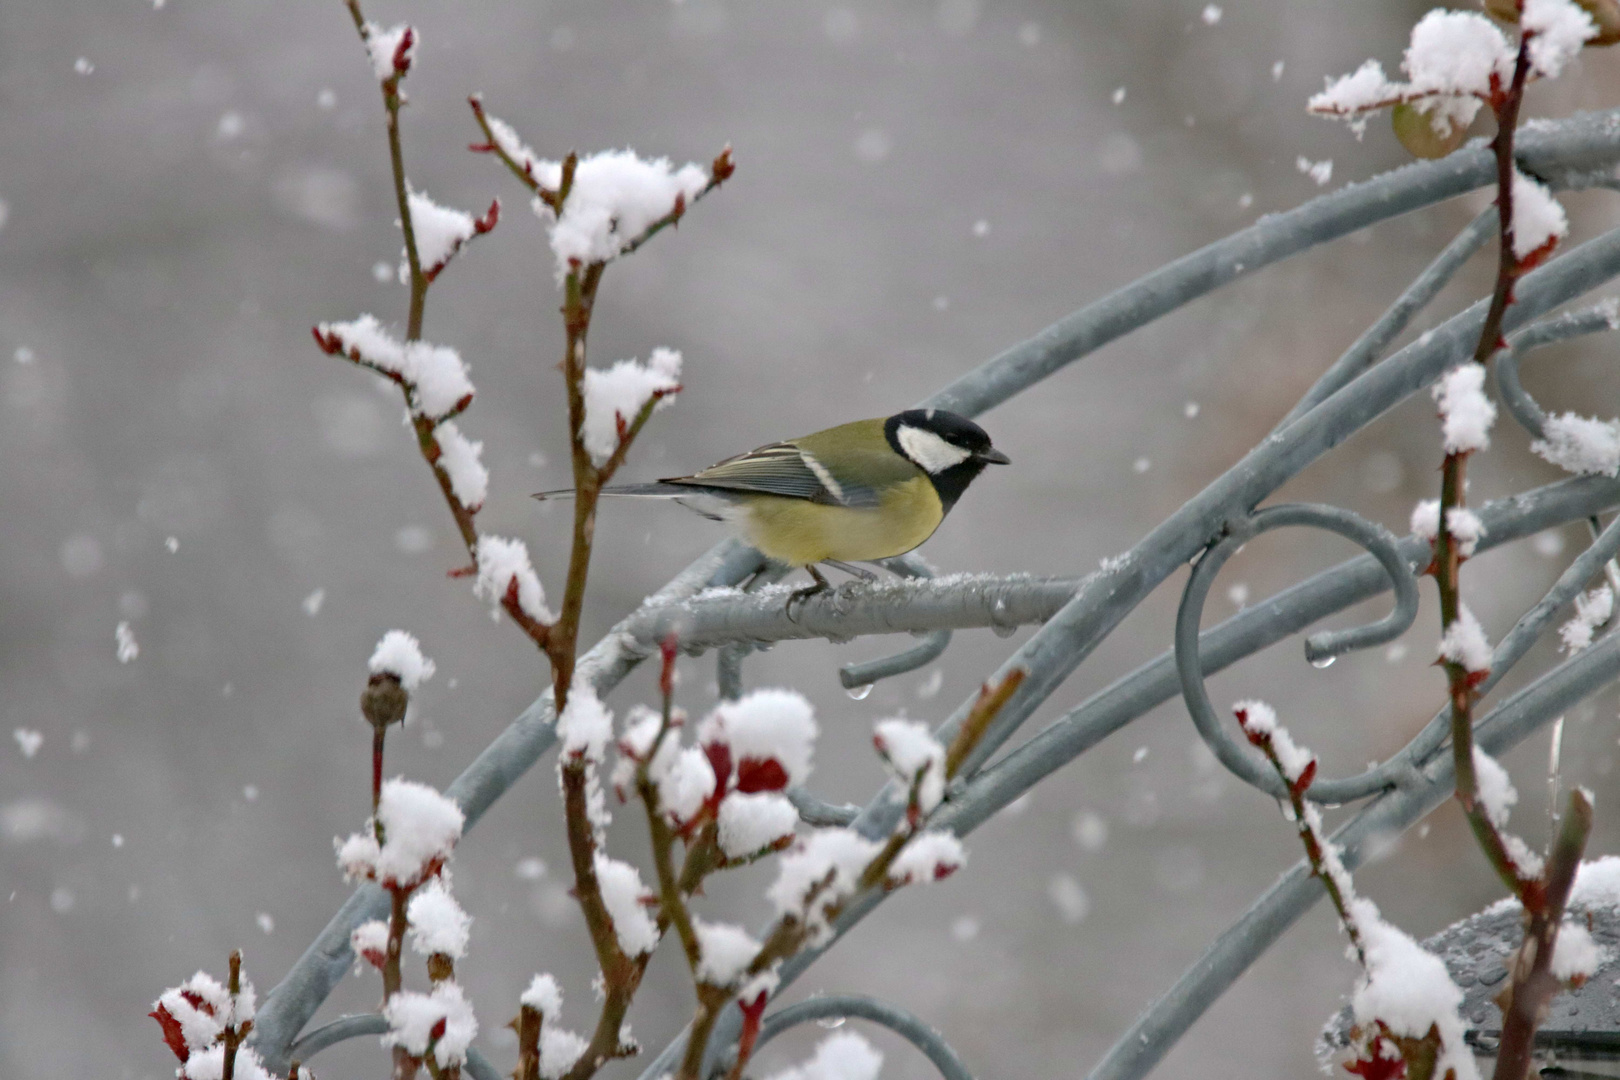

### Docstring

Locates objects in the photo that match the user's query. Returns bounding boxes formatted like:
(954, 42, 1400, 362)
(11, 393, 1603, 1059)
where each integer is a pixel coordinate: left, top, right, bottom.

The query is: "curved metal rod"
(1495, 300, 1620, 439)
(1278, 206, 1497, 431)
(786, 787, 862, 827)
(839, 554, 953, 690)
(1175, 503, 1421, 802)
(285, 1012, 501, 1080)
(741, 995, 975, 1080)
(288, 1013, 386, 1059)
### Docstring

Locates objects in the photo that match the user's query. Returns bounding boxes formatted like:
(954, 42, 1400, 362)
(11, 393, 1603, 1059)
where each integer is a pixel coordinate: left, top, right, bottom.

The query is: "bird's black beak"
(977, 447, 1011, 465)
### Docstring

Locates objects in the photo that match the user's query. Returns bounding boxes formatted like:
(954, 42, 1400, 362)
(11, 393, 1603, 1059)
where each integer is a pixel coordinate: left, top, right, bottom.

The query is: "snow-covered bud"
(888, 830, 967, 885)
(473, 535, 554, 626)
(335, 777, 465, 889)
(365, 23, 416, 81)
(407, 877, 472, 962)
(1438, 604, 1492, 680)
(383, 981, 479, 1069)
(873, 719, 946, 816)
(700, 689, 818, 795)
(693, 918, 761, 987)
(581, 349, 682, 465)
(1433, 364, 1495, 455)
(717, 791, 799, 859)
(351, 919, 390, 971)
(593, 854, 661, 956)
(407, 187, 499, 282)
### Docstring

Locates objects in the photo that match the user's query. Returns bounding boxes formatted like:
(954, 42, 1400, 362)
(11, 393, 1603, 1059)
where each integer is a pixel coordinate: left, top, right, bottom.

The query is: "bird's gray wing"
(665, 442, 881, 507)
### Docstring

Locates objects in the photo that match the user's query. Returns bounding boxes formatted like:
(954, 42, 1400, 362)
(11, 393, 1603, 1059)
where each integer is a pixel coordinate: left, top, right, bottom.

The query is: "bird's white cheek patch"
(897, 425, 971, 473)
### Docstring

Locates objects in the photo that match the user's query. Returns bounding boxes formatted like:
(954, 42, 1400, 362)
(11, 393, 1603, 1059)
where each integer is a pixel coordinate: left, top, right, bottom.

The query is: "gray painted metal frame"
(252, 107, 1620, 1080)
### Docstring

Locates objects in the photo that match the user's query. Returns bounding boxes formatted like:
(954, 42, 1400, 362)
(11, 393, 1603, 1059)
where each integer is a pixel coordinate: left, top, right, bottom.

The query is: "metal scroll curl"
(1175, 503, 1423, 803)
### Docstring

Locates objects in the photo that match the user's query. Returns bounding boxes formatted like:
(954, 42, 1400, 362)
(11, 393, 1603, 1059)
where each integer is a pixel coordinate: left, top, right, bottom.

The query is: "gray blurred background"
(6, 1, 1620, 1077)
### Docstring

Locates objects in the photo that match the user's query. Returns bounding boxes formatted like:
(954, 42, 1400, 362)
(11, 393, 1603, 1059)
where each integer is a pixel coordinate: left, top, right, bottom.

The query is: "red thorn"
(312, 327, 340, 354)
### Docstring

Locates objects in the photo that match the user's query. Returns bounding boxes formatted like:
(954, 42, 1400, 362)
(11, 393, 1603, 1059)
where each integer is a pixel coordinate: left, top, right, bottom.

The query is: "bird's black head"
(883, 408, 1010, 511)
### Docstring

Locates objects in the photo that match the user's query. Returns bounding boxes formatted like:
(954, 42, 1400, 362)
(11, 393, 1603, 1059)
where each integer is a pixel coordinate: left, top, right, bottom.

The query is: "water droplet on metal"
(846, 683, 873, 700)
(1311, 654, 1336, 669)
(991, 623, 1017, 638)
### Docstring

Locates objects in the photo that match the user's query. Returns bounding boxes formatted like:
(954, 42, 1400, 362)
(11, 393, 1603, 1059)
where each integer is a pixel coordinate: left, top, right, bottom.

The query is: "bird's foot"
(785, 566, 833, 619)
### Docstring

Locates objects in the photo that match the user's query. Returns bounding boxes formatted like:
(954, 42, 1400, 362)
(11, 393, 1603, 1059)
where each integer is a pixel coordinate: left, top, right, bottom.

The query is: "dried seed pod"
(361, 671, 409, 730)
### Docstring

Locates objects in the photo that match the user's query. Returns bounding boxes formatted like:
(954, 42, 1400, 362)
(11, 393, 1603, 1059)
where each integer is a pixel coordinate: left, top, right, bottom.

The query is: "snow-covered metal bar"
(628, 574, 1083, 651)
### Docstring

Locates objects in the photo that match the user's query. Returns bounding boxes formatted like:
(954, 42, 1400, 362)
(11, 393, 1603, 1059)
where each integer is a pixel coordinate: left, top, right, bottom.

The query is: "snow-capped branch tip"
(407, 186, 499, 283)
(1234, 700, 1318, 798)
(472, 534, 555, 630)
(466, 98, 736, 276)
(335, 777, 465, 889)
(383, 980, 478, 1069)
(1311, 2, 1602, 160)
(312, 315, 475, 423)
(362, 22, 416, 83)
(873, 718, 947, 819)
(581, 348, 683, 466)
(368, 629, 436, 692)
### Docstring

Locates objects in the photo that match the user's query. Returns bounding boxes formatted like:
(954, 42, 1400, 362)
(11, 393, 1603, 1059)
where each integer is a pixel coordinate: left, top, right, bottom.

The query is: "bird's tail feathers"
(532, 482, 692, 501)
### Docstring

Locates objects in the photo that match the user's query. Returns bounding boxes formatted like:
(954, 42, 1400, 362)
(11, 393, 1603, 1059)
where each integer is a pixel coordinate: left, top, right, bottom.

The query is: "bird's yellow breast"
(732, 476, 944, 567)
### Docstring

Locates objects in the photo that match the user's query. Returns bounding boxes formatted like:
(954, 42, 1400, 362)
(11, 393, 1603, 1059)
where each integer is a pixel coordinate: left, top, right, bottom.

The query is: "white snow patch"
(408, 187, 481, 278)
(436, 421, 489, 510)
(335, 777, 464, 887)
(369, 629, 436, 692)
(1235, 700, 1313, 783)
(581, 348, 682, 465)
(694, 918, 761, 986)
(873, 718, 947, 814)
(593, 853, 660, 956)
(557, 685, 614, 763)
(364, 23, 415, 81)
(1438, 605, 1493, 674)
(1511, 169, 1569, 262)
(1523, 0, 1598, 79)
(701, 688, 819, 789)
(383, 981, 478, 1068)
(716, 791, 799, 858)
(762, 1031, 884, 1080)
(536, 151, 711, 275)
(1433, 364, 1495, 454)
(1560, 586, 1614, 653)
(1552, 921, 1603, 982)
(407, 877, 472, 958)
(1533, 412, 1620, 476)
(889, 830, 967, 885)
(473, 535, 554, 624)
(1410, 498, 1441, 542)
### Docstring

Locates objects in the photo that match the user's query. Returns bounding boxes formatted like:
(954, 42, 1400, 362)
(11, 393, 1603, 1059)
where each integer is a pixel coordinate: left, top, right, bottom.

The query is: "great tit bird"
(536, 408, 1009, 596)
